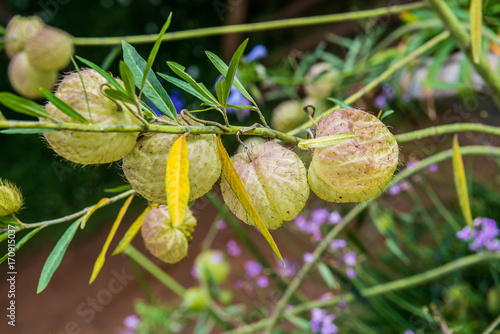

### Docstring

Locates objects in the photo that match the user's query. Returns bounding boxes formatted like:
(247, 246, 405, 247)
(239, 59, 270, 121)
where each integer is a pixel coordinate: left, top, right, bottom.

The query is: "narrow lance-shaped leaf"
(216, 136, 284, 266)
(119, 61, 137, 103)
(297, 133, 357, 149)
(112, 206, 152, 255)
(89, 194, 134, 284)
(327, 97, 353, 109)
(122, 41, 177, 120)
(222, 39, 248, 108)
(40, 88, 89, 124)
(0, 226, 44, 264)
(75, 56, 125, 92)
(0, 92, 57, 121)
(37, 219, 81, 293)
(157, 73, 206, 103)
(140, 13, 172, 98)
(166, 134, 190, 227)
(80, 197, 110, 229)
(470, 0, 483, 64)
(452, 135, 473, 228)
(317, 262, 336, 289)
(103, 88, 136, 105)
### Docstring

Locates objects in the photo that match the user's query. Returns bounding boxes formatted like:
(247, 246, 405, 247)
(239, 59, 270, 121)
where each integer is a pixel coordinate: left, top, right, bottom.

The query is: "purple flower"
(428, 164, 438, 172)
(321, 314, 338, 334)
(486, 239, 500, 252)
(280, 258, 299, 277)
(313, 229, 323, 242)
(310, 308, 327, 332)
(234, 280, 244, 289)
(311, 208, 329, 225)
(226, 240, 241, 257)
(303, 252, 314, 263)
(404, 331, 415, 334)
(245, 45, 268, 62)
(374, 94, 387, 110)
(320, 293, 333, 301)
(123, 315, 140, 329)
(217, 220, 227, 230)
(330, 239, 347, 250)
(381, 83, 395, 100)
(338, 300, 346, 308)
(346, 268, 357, 279)
(407, 161, 417, 170)
(470, 218, 499, 251)
(211, 252, 223, 264)
(328, 211, 342, 224)
(256, 275, 269, 288)
(170, 89, 185, 113)
(191, 265, 199, 278)
(343, 252, 357, 266)
(244, 260, 263, 277)
(456, 226, 475, 241)
(388, 183, 402, 196)
(285, 305, 294, 312)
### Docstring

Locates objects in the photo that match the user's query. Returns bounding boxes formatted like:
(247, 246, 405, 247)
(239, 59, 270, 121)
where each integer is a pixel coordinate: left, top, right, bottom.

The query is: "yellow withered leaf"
(112, 206, 152, 255)
(89, 194, 134, 284)
(297, 133, 356, 149)
(81, 197, 109, 228)
(452, 135, 473, 228)
(166, 134, 190, 227)
(470, 0, 483, 64)
(216, 135, 284, 266)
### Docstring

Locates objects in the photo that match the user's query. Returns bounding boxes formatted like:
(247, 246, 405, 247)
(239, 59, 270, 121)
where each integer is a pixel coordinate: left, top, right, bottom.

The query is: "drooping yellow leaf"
(89, 194, 134, 284)
(216, 135, 284, 266)
(297, 133, 357, 149)
(470, 0, 483, 64)
(452, 135, 473, 228)
(81, 197, 109, 228)
(166, 134, 190, 227)
(112, 206, 151, 255)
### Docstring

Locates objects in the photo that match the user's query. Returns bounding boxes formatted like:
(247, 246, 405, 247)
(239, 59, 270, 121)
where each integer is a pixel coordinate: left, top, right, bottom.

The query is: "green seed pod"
(25, 26, 74, 71)
(183, 287, 209, 311)
(270, 100, 308, 133)
(141, 205, 197, 264)
(0, 179, 24, 216)
(303, 62, 337, 99)
(194, 250, 230, 284)
(308, 108, 399, 203)
(122, 126, 221, 204)
(221, 141, 309, 229)
(5, 15, 44, 58)
(8, 52, 58, 99)
(43, 69, 140, 164)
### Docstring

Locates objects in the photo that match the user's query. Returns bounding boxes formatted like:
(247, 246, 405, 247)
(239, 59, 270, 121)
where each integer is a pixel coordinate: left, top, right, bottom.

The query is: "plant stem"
(425, 0, 500, 107)
(123, 245, 186, 298)
(64, 3, 425, 46)
(395, 123, 500, 143)
(482, 312, 500, 334)
(287, 31, 450, 135)
(249, 145, 500, 333)
(226, 252, 500, 333)
(0, 121, 302, 144)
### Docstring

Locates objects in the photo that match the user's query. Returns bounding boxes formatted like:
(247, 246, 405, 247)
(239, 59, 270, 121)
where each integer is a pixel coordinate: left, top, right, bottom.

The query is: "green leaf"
(317, 262, 336, 289)
(103, 88, 136, 104)
(216, 136, 284, 265)
(157, 73, 207, 102)
(452, 135, 473, 228)
(75, 56, 125, 92)
(0, 216, 22, 228)
(0, 129, 56, 134)
(119, 61, 137, 103)
(425, 40, 455, 83)
(0, 231, 9, 244)
(206, 50, 258, 108)
(90, 194, 134, 283)
(112, 206, 151, 255)
(37, 219, 81, 293)
(327, 97, 353, 109)
(0, 227, 44, 264)
(140, 13, 172, 98)
(167, 62, 219, 107)
(40, 88, 89, 124)
(122, 41, 177, 120)
(0, 92, 56, 121)
(297, 133, 357, 149)
(221, 39, 248, 108)
(104, 185, 132, 193)
(470, 0, 483, 64)
(379, 109, 395, 120)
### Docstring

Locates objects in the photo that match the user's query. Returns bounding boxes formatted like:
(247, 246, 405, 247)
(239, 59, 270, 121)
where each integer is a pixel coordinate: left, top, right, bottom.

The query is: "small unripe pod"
(194, 250, 230, 284)
(43, 69, 140, 164)
(308, 108, 398, 203)
(25, 26, 74, 71)
(303, 62, 337, 99)
(122, 126, 221, 204)
(221, 141, 309, 229)
(141, 205, 196, 264)
(183, 287, 209, 310)
(5, 15, 44, 58)
(0, 179, 24, 216)
(8, 52, 58, 99)
(271, 100, 308, 133)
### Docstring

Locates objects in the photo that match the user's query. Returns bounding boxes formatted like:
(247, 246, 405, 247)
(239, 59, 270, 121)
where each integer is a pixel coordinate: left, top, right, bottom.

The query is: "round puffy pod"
(25, 26, 74, 71)
(5, 15, 44, 58)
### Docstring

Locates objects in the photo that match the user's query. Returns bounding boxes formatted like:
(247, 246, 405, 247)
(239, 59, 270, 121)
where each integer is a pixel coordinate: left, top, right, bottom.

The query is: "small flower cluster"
(294, 208, 342, 241)
(388, 162, 438, 196)
(310, 308, 338, 334)
(120, 314, 140, 334)
(456, 217, 500, 252)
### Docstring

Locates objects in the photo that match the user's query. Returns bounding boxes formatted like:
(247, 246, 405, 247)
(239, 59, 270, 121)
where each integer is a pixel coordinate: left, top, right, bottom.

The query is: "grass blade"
(89, 194, 134, 283)
(216, 136, 284, 265)
(166, 134, 190, 227)
(470, 0, 483, 64)
(37, 219, 81, 293)
(452, 135, 473, 228)
(40, 88, 89, 124)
